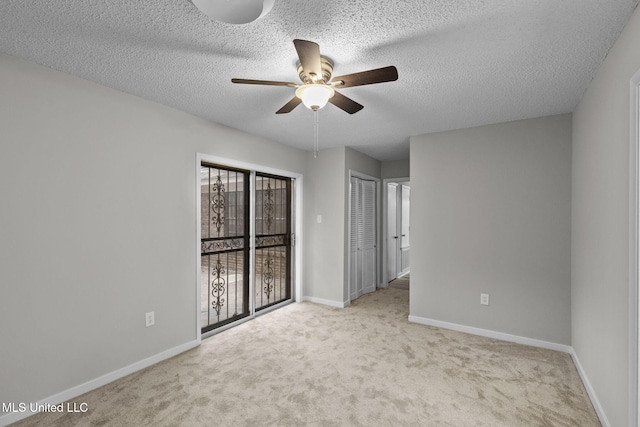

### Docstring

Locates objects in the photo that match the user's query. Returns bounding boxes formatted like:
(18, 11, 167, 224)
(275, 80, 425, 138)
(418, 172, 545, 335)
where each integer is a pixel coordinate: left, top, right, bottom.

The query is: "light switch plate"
(145, 311, 155, 327)
(480, 293, 490, 306)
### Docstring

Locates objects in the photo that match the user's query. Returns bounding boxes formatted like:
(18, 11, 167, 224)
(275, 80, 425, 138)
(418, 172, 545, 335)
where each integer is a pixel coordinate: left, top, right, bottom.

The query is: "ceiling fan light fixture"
(295, 84, 335, 111)
(191, 0, 275, 24)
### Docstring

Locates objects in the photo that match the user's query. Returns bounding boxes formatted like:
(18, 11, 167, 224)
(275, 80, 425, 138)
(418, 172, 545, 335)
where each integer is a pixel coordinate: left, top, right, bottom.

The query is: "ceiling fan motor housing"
(297, 56, 334, 84)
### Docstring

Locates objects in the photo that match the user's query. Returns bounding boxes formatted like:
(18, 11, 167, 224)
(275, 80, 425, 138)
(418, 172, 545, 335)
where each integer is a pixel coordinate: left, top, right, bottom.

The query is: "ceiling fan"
(231, 39, 398, 114)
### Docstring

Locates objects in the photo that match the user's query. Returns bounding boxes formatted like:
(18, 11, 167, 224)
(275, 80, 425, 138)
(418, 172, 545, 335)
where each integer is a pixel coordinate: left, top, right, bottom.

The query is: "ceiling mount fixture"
(232, 39, 398, 156)
(191, 0, 275, 24)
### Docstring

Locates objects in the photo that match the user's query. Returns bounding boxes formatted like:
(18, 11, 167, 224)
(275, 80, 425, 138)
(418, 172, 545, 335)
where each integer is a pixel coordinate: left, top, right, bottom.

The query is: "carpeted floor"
(11, 288, 599, 426)
(388, 273, 410, 290)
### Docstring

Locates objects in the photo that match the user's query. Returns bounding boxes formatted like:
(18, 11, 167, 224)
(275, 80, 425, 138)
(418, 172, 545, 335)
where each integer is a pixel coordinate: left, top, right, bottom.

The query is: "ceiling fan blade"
(329, 91, 364, 114)
(276, 96, 302, 114)
(232, 78, 297, 87)
(293, 39, 322, 79)
(331, 66, 398, 88)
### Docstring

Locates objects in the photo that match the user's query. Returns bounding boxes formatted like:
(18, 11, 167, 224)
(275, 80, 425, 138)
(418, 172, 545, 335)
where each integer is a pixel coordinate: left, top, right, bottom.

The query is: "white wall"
(0, 53, 308, 408)
(410, 114, 572, 345)
(572, 5, 640, 426)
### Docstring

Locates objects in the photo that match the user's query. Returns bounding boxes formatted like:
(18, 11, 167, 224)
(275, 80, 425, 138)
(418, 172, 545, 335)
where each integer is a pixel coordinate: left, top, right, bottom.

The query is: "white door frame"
(386, 182, 399, 283)
(382, 177, 410, 287)
(399, 183, 411, 276)
(630, 68, 640, 427)
(347, 170, 381, 302)
(195, 153, 303, 341)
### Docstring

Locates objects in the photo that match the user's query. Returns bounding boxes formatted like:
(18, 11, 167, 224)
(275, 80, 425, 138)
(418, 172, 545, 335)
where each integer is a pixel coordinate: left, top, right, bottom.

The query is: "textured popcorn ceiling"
(0, 1, 638, 161)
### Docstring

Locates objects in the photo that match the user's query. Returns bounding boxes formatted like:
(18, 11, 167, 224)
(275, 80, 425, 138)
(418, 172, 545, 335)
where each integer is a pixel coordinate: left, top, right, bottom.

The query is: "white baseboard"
(569, 349, 610, 427)
(0, 340, 200, 427)
(408, 315, 571, 353)
(302, 296, 347, 308)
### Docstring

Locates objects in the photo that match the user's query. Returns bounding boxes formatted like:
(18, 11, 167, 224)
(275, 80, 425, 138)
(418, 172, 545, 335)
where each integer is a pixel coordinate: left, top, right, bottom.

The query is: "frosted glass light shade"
(295, 84, 335, 110)
(191, 0, 275, 24)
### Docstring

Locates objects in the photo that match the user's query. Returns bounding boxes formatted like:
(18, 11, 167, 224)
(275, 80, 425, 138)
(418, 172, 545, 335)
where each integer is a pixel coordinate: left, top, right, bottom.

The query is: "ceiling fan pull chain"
(314, 108, 319, 158)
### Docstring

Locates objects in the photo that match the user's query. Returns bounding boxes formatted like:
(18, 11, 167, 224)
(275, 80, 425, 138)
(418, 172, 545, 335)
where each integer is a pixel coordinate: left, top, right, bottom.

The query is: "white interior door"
(387, 183, 398, 282)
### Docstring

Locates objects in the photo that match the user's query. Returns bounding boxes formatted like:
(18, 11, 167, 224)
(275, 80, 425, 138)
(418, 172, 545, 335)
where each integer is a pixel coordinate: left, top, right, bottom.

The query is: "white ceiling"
(0, 1, 637, 161)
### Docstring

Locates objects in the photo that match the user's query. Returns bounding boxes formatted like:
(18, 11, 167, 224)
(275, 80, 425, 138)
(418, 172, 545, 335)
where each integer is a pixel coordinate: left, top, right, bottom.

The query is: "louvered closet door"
(350, 177, 377, 301)
(350, 179, 359, 300)
(360, 180, 377, 293)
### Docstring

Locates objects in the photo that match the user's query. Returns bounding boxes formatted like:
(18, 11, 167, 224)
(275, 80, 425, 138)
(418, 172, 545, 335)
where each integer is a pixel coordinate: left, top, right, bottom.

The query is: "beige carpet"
(12, 288, 599, 426)
(388, 273, 410, 290)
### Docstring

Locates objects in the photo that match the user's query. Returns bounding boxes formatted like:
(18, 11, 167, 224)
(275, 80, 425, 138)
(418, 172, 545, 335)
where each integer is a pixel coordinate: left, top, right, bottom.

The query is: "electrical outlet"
(480, 293, 490, 306)
(145, 311, 155, 327)
(317, 214, 322, 223)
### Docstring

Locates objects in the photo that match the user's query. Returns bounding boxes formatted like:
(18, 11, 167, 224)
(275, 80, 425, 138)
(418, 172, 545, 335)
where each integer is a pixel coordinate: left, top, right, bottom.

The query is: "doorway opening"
(383, 177, 411, 287)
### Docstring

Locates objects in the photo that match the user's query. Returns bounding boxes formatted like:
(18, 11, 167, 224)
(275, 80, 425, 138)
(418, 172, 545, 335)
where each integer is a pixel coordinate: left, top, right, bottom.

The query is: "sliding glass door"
(255, 173, 292, 311)
(200, 164, 293, 334)
(200, 164, 250, 333)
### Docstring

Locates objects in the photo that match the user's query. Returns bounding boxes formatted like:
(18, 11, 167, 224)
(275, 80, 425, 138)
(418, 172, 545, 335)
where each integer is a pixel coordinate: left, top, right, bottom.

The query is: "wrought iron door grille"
(200, 163, 250, 333)
(255, 174, 292, 311)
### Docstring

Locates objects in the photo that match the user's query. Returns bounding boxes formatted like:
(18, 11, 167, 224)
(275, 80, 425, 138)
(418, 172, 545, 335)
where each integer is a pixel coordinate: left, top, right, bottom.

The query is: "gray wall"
(302, 147, 382, 305)
(346, 147, 382, 179)
(381, 159, 410, 179)
(303, 147, 346, 303)
(410, 114, 572, 345)
(572, 5, 640, 426)
(0, 53, 308, 406)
